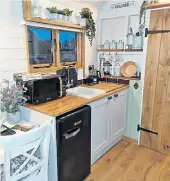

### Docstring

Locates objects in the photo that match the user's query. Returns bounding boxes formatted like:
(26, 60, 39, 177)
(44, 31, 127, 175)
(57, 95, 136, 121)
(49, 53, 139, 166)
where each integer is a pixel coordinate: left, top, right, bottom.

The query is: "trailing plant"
(0, 82, 27, 114)
(139, 0, 147, 35)
(47, 6, 57, 14)
(80, 9, 96, 46)
(62, 8, 73, 16)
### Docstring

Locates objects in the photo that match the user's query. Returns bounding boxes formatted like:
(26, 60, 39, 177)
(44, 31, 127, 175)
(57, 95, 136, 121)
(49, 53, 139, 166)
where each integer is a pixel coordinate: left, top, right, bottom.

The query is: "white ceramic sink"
(67, 87, 106, 99)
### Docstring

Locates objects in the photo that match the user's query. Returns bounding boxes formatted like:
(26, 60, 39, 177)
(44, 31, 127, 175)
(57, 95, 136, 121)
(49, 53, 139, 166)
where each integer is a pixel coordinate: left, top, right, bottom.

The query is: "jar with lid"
(104, 40, 110, 49)
(32, 0, 42, 18)
(117, 40, 124, 49)
(110, 40, 117, 49)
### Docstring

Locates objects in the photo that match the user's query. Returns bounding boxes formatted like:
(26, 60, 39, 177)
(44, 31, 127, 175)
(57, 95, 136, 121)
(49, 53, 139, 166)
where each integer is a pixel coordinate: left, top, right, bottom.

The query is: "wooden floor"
(86, 140, 170, 181)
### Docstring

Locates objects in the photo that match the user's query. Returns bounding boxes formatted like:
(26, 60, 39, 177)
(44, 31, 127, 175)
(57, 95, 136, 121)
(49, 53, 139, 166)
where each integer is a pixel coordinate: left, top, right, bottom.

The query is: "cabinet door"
(109, 91, 127, 144)
(90, 98, 110, 164)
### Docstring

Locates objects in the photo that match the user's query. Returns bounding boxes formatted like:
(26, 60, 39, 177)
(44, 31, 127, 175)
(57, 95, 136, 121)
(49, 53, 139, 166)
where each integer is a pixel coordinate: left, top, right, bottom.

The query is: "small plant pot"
(50, 13, 58, 20)
(63, 15, 68, 21)
(7, 112, 20, 125)
(68, 16, 72, 22)
(80, 18, 86, 26)
(58, 14, 63, 21)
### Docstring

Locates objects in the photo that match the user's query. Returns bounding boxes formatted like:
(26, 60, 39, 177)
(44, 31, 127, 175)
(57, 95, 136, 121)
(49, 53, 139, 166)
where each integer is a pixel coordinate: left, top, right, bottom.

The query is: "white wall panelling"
(0, 0, 98, 81)
(98, 1, 152, 140)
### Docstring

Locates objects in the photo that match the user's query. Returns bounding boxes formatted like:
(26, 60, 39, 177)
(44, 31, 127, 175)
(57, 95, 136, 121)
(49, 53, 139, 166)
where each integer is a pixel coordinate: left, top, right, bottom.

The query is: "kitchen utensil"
(121, 61, 137, 77)
(117, 40, 124, 49)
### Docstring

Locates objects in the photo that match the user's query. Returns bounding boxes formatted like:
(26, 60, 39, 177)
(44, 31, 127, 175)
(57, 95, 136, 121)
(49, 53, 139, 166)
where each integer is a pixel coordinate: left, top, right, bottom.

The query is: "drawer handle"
(114, 94, 118, 98)
(108, 96, 113, 100)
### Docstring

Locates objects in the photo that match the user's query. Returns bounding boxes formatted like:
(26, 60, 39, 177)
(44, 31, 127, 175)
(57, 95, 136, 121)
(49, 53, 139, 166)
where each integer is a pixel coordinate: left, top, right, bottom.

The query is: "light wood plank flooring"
(86, 140, 170, 181)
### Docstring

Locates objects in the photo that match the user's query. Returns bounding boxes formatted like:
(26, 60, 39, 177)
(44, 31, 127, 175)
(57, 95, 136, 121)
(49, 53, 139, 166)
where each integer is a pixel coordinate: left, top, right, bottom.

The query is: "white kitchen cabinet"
(90, 89, 127, 165)
(90, 97, 110, 165)
(108, 91, 127, 146)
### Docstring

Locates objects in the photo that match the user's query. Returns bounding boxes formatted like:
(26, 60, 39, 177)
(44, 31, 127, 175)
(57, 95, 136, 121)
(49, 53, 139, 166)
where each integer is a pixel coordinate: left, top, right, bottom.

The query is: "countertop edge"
(25, 85, 129, 117)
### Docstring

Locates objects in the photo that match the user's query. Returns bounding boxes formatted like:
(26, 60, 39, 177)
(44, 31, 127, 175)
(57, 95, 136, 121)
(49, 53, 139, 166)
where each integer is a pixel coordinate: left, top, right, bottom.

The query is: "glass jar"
(32, 0, 42, 18)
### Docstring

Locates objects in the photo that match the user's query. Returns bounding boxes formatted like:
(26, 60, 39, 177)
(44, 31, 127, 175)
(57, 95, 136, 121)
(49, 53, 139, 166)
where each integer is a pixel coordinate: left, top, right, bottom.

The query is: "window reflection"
(59, 31, 77, 63)
(28, 27, 53, 65)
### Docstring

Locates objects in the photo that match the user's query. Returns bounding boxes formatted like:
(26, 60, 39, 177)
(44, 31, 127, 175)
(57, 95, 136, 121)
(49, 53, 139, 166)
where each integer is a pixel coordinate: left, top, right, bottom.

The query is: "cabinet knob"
(108, 96, 113, 100)
(114, 94, 118, 98)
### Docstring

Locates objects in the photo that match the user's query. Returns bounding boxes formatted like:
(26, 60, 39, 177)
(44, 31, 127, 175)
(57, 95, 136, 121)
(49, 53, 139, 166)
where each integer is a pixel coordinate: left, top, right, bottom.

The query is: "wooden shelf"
(104, 75, 141, 81)
(142, 2, 170, 9)
(25, 17, 85, 30)
(22, 0, 85, 30)
(97, 49, 143, 52)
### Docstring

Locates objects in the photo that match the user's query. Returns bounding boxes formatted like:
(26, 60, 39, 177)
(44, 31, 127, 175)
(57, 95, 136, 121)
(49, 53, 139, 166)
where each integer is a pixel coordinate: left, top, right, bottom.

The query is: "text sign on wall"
(110, 1, 136, 9)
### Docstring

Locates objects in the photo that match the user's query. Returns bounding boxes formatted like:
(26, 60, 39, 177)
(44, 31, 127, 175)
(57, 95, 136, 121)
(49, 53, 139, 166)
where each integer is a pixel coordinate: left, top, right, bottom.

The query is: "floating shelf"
(25, 17, 85, 30)
(97, 49, 143, 52)
(142, 2, 170, 9)
(22, 1, 85, 30)
(104, 75, 141, 81)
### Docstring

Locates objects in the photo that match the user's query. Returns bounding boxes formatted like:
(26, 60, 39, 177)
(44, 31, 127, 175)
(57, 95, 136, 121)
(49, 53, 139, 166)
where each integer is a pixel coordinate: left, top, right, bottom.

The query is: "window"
(59, 31, 77, 63)
(26, 26, 84, 73)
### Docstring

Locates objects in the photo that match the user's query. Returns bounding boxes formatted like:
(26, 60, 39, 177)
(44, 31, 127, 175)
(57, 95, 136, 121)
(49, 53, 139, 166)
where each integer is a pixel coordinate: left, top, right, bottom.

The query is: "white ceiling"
(74, 0, 108, 7)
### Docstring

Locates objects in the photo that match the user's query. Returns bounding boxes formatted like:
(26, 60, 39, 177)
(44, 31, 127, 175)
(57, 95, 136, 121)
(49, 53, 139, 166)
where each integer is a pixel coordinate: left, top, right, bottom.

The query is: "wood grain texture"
(86, 140, 170, 181)
(151, 9, 170, 152)
(141, 9, 170, 155)
(104, 75, 140, 80)
(25, 83, 128, 117)
(25, 18, 85, 30)
(140, 10, 164, 149)
(22, 0, 32, 20)
(143, 2, 170, 9)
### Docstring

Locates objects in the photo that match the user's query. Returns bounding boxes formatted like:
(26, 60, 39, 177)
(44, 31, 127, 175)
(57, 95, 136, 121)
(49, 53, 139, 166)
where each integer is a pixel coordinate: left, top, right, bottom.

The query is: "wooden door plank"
(161, 67, 170, 154)
(151, 9, 170, 153)
(140, 10, 164, 148)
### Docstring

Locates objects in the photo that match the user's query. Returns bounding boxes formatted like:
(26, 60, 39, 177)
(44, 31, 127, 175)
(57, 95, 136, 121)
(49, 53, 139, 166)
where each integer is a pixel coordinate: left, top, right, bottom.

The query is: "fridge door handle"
(63, 127, 80, 140)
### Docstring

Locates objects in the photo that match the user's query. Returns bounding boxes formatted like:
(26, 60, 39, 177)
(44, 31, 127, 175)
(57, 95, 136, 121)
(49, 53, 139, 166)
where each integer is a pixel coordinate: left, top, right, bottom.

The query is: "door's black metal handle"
(114, 94, 118, 98)
(108, 96, 113, 100)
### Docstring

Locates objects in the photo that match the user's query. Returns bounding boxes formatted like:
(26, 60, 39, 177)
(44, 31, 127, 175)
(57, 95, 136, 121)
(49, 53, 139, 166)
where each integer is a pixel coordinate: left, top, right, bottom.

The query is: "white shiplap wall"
(0, 0, 98, 81)
(0, 0, 27, 80)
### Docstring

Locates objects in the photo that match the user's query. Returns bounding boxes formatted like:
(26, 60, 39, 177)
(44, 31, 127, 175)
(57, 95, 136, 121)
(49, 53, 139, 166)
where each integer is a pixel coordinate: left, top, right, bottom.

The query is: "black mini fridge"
(56, 105, 91, 181)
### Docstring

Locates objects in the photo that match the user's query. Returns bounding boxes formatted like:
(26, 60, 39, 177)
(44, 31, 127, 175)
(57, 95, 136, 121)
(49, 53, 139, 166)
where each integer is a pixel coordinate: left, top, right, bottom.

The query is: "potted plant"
(0, 82, 27, 124)
(47, 6, 58, 20)
(80, 8, 96, 46)
(62, 9, 73, 22)
(67, 9, 73, 22)
(57, 10, 64, 21)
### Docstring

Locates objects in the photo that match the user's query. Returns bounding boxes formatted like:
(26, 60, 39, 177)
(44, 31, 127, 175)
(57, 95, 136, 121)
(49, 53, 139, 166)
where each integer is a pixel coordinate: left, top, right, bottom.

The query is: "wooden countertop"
(25, 83, 129, 117)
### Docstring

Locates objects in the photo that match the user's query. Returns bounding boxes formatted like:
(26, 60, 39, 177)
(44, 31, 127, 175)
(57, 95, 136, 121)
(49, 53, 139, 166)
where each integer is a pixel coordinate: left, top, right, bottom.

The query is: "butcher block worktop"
(25, 82, 129, 117)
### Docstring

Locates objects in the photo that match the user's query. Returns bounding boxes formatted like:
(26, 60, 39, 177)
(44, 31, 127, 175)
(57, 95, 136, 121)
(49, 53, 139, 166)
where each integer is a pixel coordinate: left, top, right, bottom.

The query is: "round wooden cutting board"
(121, 61, 137, 77)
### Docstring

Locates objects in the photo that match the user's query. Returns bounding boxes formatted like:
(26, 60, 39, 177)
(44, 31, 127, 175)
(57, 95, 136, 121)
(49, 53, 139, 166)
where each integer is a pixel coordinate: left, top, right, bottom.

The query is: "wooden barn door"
(140, 9, 170, 155)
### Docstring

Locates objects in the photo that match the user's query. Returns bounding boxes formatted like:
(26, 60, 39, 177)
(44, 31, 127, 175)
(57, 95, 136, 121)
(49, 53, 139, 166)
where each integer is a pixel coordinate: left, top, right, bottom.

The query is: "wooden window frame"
(25, 25, 85, 73)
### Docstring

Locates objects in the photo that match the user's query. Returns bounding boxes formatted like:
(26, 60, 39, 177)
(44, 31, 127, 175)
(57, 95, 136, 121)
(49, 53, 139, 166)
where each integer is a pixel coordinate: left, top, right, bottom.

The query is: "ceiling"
(74, 0, 108, 7)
